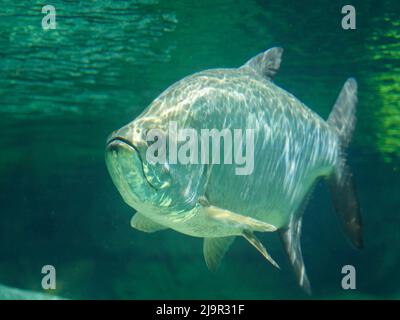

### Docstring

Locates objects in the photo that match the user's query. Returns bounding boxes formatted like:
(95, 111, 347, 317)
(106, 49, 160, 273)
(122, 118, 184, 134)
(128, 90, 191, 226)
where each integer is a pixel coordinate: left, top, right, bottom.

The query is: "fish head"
(105, 118, 174, 213)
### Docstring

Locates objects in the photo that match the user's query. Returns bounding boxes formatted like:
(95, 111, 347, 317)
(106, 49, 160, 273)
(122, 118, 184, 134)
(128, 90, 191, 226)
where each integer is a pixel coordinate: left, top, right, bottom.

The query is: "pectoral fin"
(199, 197, 276, 232)
(130, 212, 167, 233)
(203, 237, 235, 272)
(242, 230, 280, 269)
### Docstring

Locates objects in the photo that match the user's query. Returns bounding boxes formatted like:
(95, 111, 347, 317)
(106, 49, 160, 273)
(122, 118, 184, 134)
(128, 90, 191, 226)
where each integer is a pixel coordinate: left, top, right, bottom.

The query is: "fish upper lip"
(106, 136, 139, 153)
(106, 136, 159, 191)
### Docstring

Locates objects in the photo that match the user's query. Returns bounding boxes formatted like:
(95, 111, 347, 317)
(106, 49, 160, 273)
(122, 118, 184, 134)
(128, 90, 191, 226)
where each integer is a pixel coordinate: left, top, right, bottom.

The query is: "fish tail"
(327, 78, 363, 249)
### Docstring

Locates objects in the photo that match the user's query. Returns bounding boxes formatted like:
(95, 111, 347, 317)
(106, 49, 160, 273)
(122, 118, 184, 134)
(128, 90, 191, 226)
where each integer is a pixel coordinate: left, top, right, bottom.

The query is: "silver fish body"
(156, 67, 339, 233)
(106, 47, 362, 293)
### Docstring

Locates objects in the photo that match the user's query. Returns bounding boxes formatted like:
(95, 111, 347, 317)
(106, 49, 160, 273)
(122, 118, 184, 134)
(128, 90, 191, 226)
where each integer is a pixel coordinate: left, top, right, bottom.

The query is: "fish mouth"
(106, 136, 158, 191)
(106, 136, 140, 153)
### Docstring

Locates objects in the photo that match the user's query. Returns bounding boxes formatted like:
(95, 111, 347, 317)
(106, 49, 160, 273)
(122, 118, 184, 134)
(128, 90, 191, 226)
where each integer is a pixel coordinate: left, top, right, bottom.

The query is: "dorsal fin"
(242, 47, 283, 79)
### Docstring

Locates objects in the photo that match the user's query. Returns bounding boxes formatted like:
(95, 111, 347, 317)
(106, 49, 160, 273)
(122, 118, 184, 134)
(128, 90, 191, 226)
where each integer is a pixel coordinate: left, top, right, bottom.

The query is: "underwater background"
(0, 0, 399, 299)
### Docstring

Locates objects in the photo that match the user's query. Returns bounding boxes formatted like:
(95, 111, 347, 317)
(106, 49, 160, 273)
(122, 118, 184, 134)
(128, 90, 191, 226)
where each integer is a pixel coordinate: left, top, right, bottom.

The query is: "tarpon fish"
(105, 47, 362, 293)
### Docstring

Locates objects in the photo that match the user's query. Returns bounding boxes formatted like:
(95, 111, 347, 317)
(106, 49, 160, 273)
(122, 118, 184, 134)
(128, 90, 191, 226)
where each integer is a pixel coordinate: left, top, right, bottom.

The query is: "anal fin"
(279, 218, 311, 295)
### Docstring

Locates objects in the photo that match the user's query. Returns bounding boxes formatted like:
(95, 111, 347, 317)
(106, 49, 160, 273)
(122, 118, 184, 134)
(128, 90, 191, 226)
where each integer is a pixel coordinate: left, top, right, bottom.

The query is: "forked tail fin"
(327, 78, 363, 249)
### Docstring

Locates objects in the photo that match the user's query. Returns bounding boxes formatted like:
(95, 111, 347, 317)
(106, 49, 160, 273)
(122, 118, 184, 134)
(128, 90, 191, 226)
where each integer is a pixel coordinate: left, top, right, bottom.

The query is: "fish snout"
(106, 130, 119, 145)
(106, 124, 147, 150)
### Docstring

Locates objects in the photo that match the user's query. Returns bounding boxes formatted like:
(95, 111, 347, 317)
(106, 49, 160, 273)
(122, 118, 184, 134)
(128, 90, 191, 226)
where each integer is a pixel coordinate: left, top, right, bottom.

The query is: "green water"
(0, 0, 399, 299)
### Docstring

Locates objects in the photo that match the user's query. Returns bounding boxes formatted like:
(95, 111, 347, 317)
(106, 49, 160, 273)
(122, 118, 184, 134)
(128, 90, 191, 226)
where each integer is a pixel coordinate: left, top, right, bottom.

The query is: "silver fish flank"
(105, 47, 362, 294)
